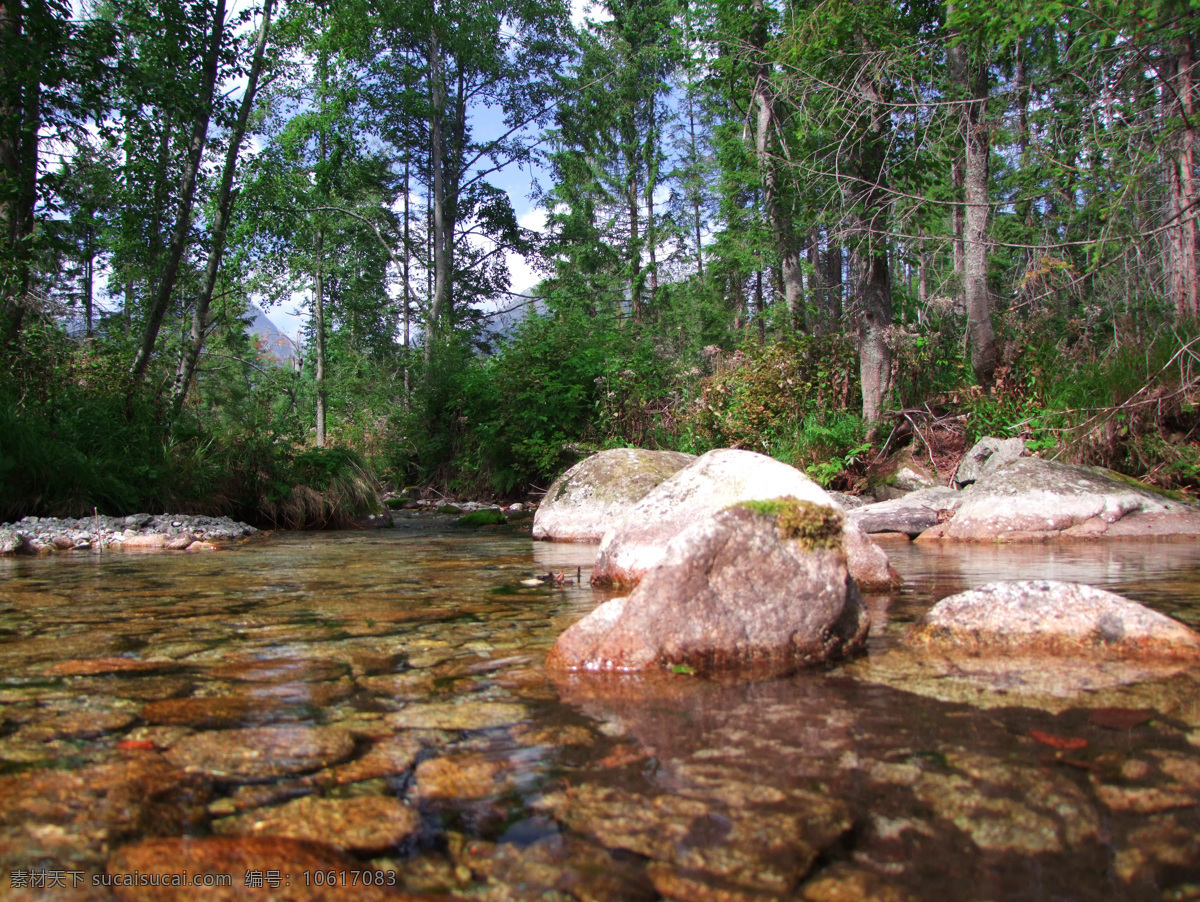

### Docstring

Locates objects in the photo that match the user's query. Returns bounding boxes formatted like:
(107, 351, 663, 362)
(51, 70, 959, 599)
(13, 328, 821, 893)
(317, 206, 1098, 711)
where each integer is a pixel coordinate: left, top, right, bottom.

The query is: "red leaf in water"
(1087, 707, 1154, 730)
(117, 740, 157, 751)
(1030, 729, 1088, 750)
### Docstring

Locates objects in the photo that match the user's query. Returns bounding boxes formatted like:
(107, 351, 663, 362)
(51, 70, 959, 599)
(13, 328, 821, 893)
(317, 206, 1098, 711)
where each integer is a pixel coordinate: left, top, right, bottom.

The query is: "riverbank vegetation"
(1, 0, 1197, 522)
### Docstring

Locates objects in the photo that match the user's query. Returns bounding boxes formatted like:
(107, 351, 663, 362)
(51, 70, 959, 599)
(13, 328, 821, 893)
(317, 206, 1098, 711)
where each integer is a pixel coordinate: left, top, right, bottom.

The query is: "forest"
(0, 0, 1197, 526)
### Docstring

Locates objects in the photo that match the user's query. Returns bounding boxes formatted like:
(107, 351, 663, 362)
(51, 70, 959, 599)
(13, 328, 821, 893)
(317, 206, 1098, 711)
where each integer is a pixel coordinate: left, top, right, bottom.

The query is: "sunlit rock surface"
(951, 436, 1028, 486)
(849, 487, 962, 536)
(592, 448, 897, 590)
(907, 580, 1200, 660)
(532, 447, 696, 542)
(919, 458, 1200, 542)
(549, 503, 869, 676)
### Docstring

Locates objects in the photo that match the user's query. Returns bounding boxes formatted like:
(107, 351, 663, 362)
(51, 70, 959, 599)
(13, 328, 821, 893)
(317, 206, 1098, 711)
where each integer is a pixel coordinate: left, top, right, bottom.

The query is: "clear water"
(1, 526, 1198, 900)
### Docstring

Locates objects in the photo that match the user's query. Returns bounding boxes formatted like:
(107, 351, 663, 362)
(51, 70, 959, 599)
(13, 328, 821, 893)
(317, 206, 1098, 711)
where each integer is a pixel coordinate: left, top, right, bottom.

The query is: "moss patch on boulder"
(736, 497, 843, 551)
(454, 509, 507, 527)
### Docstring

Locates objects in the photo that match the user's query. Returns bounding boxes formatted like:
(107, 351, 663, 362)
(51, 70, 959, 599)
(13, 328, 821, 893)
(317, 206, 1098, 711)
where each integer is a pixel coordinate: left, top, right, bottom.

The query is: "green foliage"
(790, 413, 870, 489)
(679, 335, 859, 459)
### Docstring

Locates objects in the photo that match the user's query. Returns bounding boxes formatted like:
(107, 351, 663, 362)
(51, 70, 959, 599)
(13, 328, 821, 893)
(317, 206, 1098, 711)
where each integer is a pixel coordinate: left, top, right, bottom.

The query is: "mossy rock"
(454, 509, 506, 527)
(1084, 466, 1193, 504)
(385, 498, 407, 510)
(736, 497, 843, 551)
(437, 504, 463, 515)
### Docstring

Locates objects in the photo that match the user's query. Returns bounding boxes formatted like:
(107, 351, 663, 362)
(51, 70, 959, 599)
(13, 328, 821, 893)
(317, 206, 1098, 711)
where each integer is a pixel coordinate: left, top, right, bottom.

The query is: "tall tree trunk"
(686, 81, 704, 282)
(426, 27, 448, 364)
(402, 115, 412, 407)
(171, 0, 273, 418)
(82, 227, 93, 337)
(749, 0, 803, 328)
(849, 66, 893, 423)
(1163, 34, 1198, 319)
(128, 0, 226, 384)
(645, 96, 659, 307)
(314, 226, 326, 448)
(947, 2, 997, 386)
(0, 0, 39, 341)
(825, 239, 842, 320)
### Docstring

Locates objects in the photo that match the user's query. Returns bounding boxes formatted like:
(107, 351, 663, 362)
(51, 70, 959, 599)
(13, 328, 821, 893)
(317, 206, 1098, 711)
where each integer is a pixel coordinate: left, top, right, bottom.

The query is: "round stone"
(165, 726, 355, 782)
(105, 836, 414, 900)
(213, 795, 420, 853)
(384, 701, 528, 731)
(208, 657, 350, 683)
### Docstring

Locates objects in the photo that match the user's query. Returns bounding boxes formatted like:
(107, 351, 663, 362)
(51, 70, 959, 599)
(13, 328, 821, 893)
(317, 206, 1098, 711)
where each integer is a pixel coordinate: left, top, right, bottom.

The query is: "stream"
(1, 523, 1199, 900)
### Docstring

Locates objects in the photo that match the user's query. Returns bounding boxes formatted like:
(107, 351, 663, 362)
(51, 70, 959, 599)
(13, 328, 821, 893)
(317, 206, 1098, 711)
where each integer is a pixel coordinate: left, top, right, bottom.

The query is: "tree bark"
(1163, 34, 1198, 319)
(426, 26, 448, 363)
(314, 226, 326, 447)
(0, 0, 39, 340)
(128, 0, 226, 384)
(947, 1, 996, 387)
(749, 0, 802, 329)
(171, 0, 273, 417)
(848, 67, 892, 423)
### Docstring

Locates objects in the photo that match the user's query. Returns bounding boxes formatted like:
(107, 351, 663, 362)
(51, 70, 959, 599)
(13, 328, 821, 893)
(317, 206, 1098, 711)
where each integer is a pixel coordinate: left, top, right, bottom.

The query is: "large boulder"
(907, 580, 1200, 661)
(952, 437, 1027, 487)
(548, 500, 869, 677)
(533, 448, 696, 542)
(848, 487, 962, 537)
(592, 449, 897, 590)
(918, 457, 1200, 542)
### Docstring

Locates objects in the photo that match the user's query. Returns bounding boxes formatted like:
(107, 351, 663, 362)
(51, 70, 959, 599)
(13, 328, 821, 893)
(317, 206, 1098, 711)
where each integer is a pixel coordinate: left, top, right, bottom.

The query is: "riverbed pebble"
(213, 794, 420, 853)
(105, 836, 416, 901)
(0, 513, 256, 555)
(165, 725, 356, 781)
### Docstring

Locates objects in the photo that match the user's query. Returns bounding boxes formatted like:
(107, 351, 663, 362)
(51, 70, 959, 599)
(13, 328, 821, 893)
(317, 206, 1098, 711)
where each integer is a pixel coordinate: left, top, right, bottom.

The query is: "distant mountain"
(245, 305, 299, 366)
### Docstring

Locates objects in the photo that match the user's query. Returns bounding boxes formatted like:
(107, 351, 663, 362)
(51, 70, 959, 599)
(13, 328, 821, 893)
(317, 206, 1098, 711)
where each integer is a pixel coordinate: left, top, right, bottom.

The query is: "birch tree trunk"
(749, 0, 802, 329)
(171, 0, 273, 417)
(947, 1, 997, 387)
(426, 27, 448, 363)
(129, 0, 226, 384)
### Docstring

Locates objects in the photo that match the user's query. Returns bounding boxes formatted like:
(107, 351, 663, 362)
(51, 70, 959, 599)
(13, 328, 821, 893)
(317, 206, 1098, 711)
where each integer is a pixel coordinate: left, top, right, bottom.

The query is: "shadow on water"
(0, 528, 1198, 899)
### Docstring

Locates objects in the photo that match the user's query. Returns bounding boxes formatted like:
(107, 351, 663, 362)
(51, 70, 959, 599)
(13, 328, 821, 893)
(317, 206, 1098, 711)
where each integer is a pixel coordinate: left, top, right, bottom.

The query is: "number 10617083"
(303, 870, 398, 887)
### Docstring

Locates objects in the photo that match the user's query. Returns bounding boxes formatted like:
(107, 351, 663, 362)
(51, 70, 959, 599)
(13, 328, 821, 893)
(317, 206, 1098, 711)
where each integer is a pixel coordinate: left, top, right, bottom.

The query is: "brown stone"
(42, 656, 174, 677)
(549, 505, 869, 677)
(208, 656, 350, 683)
(121, 534, 168, 549)
(0, 755, 210, 875)
(165, 726, 355, 782)
(105, 836, 421, 900)
(142, 696, 287, 729)
(416, 753, 511, 800)
(213, 795, 420, 853)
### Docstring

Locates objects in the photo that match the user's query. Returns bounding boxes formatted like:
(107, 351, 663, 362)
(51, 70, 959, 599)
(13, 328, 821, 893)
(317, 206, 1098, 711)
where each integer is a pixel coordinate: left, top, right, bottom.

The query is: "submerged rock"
(592, 448, 897, 590)
(919, 458, 1200, 542)
(165, 725, 355, 781)
(533, 447, 696, 542)
(549, 501, 869, 676)
(907, 580, 1200, 660)
(0, 755, 210, 876)
(213, 795, 419, 853)
(105, 836, 413, 901)
(383, 700, 528, 731)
